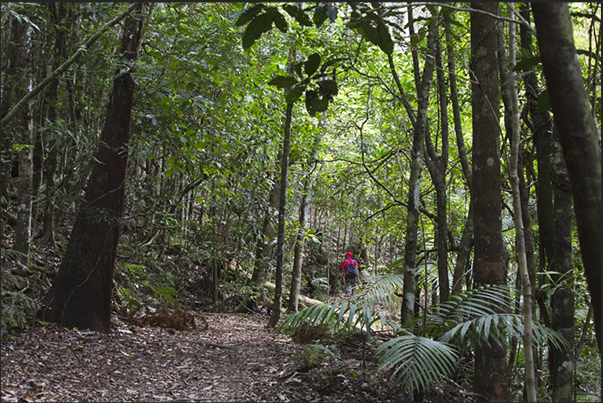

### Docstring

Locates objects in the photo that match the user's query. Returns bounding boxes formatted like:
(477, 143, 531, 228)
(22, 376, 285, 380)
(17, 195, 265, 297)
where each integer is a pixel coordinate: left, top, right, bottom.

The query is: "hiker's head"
(346, 252, 353, 258)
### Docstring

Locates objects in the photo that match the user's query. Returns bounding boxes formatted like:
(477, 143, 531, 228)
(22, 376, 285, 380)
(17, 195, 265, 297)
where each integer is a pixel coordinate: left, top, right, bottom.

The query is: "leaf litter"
(1, 311, 469, 402)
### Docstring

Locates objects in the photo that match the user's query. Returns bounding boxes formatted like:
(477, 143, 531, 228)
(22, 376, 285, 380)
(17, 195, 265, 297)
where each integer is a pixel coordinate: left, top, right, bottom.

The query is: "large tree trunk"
(532, 2, 601, 352)
(470, 4, 510, 401)
(40, 3, 145, 333)
(549, 128, 575, 402)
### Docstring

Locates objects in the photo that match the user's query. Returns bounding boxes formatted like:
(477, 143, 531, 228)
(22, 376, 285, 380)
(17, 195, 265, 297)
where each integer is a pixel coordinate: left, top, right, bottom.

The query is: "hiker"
(341, 252, 359, 296)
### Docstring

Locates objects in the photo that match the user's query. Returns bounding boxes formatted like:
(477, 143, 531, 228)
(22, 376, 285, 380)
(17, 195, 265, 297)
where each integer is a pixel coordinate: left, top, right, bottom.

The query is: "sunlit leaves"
(347, 5, 394, 55)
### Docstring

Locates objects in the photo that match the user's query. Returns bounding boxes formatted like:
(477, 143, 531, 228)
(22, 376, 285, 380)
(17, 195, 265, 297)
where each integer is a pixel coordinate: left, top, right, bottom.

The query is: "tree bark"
(532, 2, 601, 352)
(447, 29, 474, 296)
(497, 9, 536, 400)
(268, 43, 296, 328)
(424, 23, 450, 304)
(251, 171, 279, 285)
(268, 100, 294, 328)
(39, 3, 145, 333)
(9, 17, 34, 267)
(288, 131, 322, 312)
(470, 4, 510, 401)
(549, 128, 575, 403)
(401, 16, 437, 325)
(42, 2, 70, 246)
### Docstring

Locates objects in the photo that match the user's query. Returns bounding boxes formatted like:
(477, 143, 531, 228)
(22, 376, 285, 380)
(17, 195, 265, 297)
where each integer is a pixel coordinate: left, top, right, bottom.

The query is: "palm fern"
(376, 334, 459, 394)
(277, 276, 568, 396)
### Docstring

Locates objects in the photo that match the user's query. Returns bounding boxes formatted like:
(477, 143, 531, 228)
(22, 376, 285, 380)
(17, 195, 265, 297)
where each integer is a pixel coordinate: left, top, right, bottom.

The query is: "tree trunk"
(251, 170, 279, 284)
(470, 4, 510, 401)
(401, 17, 437, 325)
(451, 200, 473, 295)
(40, 3, 145, 333)
(447, 29, 474, 296)
(268, 100, 294, 328)
(10, 18, 34, 267)
(497, 9, 536, 400)
(532, 2, 601, 352)
(288, 131, 323, 312)
(424, 24, 449, 304)
(268, 44, 296, 328)
(549, 128, 575, 402)
(42, 2, 70, 246)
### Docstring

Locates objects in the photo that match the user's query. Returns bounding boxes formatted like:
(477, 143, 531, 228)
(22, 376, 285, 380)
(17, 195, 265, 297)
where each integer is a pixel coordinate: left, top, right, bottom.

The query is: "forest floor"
(0, 308, 474, 403)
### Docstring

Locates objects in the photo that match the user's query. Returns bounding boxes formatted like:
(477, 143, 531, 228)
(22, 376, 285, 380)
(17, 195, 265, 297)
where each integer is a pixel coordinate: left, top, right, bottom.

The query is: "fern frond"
(376, 335, 460, 394)
(355, 273, 405, 305)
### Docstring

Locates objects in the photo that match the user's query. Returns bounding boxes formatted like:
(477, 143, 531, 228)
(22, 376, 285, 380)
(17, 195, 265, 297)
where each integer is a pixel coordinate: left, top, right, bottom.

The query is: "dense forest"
(1, 2, 601, 402)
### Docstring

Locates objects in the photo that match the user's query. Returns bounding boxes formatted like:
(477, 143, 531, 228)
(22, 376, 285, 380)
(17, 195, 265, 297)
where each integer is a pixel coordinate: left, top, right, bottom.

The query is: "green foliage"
(348, 4, 394, 55)
(310, 276, 329, 300)
(301, 342, 339, 366)
(1, 288, 40, 338)
(1, 250, 41, 338)
(376, 334, 459, 394)
(278, 280, 570, 396)
(152, 283, 179, 309)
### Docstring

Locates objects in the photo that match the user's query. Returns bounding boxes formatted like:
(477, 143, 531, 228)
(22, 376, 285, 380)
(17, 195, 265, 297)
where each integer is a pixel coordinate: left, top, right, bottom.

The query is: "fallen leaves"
(1, 314, 304, 402)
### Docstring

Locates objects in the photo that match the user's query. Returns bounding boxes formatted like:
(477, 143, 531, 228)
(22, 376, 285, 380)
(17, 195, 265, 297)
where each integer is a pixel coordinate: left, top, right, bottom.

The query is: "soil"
(0, 310, 473, 402)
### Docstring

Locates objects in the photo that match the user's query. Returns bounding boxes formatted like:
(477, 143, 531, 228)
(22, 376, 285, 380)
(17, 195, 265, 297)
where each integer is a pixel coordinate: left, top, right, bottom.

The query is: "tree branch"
(1, 3, 140, 126)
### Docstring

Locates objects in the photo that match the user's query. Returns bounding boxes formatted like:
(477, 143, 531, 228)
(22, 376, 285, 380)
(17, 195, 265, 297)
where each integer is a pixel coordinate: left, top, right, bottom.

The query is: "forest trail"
(1, 313, 305, 402)
(0, 310, 413, 402)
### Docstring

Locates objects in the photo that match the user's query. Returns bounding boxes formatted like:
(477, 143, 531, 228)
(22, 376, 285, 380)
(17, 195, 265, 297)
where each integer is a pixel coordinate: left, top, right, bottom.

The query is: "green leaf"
(304, 53, 321, 76)
(268, 75, 298, 88)
(285, 83, 306, 104)
(359, 17, 393, 55)
(294, 61, 305, 79)
(376, 19, 394, 55)
(235, 4, 265, 27)
(318, 79, 338, 96)
(267, 7, 288, 33)
(312, 94, 329, 113)
(326, 5, 339, 22)
(305, 89, 318, 116)
(320, 57, 347, 73)
(513, 55, 541, 72)
(242, 13, 272, 50)
(283, 4, 313, 27)
(313, 4, 328, 28)
(538, 89, 551, 113)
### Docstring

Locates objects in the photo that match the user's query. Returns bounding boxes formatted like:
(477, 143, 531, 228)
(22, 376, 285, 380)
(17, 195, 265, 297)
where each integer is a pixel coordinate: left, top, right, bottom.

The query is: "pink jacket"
(341, 258, 357, 279)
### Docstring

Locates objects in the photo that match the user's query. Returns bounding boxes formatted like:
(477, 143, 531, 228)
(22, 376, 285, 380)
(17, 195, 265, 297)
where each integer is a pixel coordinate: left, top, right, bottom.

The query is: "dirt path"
(1, 313, 306, 402)
(2, 310, 472, 402)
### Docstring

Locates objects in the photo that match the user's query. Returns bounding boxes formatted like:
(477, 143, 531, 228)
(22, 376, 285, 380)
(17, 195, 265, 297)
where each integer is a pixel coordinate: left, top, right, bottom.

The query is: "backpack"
(345, 259, 358, 279)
